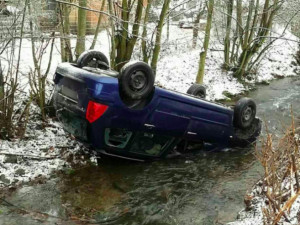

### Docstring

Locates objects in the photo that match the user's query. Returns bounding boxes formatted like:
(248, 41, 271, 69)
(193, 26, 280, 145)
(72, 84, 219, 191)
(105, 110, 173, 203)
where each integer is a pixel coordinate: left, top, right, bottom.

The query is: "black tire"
(77, 50, 109, 70)
(187, 84, 206, 98)
(119, 62, 155, 100)
(234, 98, 256, 129)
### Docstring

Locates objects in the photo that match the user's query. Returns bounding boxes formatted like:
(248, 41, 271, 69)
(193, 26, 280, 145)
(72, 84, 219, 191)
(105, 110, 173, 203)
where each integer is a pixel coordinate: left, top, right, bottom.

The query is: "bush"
(256, 113, 300, 224)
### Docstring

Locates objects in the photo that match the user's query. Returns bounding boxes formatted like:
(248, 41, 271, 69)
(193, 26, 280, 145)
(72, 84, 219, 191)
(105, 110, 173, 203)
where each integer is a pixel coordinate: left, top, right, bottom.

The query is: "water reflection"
(57, 147, 260, 225)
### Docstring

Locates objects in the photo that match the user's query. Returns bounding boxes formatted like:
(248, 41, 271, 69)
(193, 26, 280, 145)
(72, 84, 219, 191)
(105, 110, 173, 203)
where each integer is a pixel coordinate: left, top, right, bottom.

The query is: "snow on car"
(51, 50, 261, 161)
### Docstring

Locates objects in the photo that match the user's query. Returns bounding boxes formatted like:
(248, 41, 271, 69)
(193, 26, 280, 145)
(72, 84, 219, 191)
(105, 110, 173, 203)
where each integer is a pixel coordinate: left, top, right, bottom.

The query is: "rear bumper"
(52, 83, 89, 141)
(56, 107, 89, 141)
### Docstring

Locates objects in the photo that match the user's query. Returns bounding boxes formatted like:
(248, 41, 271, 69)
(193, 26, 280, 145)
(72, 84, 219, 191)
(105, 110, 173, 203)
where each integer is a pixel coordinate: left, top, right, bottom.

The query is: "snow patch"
(0, 105, 97, 188)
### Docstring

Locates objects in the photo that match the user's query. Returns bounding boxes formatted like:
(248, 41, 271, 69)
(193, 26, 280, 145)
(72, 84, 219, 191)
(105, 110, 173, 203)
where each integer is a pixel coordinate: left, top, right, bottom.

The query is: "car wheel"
(234, 98, 256, 129)
(77, 50, 109, 70)
(119, 62, 155, 100)
(187, 84, 206, 98)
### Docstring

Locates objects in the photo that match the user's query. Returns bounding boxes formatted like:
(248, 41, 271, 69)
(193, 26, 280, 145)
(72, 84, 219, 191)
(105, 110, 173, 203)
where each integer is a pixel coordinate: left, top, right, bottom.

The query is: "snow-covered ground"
(1, 25, 298, 101)
(153, 25, 299, 100)
(0, 104, 98, 188)
(228, 131, 300, 225)
(227, 180, 300, 225)
(0, 25, 299, 192)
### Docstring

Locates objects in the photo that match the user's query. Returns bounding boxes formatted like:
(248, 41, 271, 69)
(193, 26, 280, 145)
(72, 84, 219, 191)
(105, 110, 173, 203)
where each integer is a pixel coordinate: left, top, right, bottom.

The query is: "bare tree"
(151, 0, 171, 75)
(141, 0, 153, 63)
(196, 0, 214, 84)
(90, 0, 106, 50)
(0, 0, 30, 138)
(111, 0, 144, 70)
(59, 0, 73, 62)
(223, 0, 233, 68)
(75, 0, 87, 59)
(192, 2, 205, 49)
(27, 0, 56, 121)
(234, 0, 281, 80)
(0, 61, 4, 115)
(107, 0, 116, 68)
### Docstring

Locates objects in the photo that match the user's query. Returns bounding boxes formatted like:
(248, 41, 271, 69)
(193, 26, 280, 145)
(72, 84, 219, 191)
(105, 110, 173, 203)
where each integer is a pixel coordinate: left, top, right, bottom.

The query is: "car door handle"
(144, 124, 155, 128)
(187, 132, 197, 135)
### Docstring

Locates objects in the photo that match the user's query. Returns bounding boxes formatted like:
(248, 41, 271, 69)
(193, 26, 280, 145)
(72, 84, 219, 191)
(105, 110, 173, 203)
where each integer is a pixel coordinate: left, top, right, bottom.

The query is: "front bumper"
(230, 118, 262, 147)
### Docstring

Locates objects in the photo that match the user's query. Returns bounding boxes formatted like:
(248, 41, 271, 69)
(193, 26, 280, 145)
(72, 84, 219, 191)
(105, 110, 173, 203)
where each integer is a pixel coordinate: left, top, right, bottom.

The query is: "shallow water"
(1, 76, 300, 225)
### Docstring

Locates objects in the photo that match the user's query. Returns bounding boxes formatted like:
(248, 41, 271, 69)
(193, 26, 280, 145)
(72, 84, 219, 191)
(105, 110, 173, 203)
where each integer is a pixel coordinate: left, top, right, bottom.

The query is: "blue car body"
(53, 63, 260, 161)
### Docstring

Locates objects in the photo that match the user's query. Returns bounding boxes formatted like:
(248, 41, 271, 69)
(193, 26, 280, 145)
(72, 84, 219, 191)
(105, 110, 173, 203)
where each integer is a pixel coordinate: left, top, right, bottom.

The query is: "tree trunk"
(108, 0, 116, 69)
(230, 16, 239, 63)
(236, 0, 243, 48)
(151, 0, 171, 75)
(123, 0, 144, 62)
(63, 2, 73, 62)
(75, 0, 87, 59)
(28, 1, 41, 76)
(118, 0, 128, 65)
(110, 0, 144, 70)
(90, 0, 106, 50)
(192, 5, 204, 49)
(142, 0, 153, 63)
(0, 61, 4, 113)
(59, 1, 72, 62)
(59, 14, 66, 62)
(235, 0, 280, 79)
(296, 43, 300, 65)
(196, 0, 214, 84)
(243, 0, 255, 50)
(224, 0, 233, 68)
(167, 15, 170, 41)
(248, 0, 260, 46)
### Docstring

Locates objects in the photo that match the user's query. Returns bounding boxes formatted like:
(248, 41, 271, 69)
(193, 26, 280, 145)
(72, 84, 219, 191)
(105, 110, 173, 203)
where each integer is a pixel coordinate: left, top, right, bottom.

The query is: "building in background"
(69, 0, 108, 34)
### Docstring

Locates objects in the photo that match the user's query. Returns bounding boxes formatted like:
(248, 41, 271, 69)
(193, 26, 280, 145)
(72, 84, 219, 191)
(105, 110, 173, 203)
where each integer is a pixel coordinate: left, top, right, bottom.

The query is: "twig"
(55, 0, 115, 20)
(0, 152, 59, 160)
(265, 191, 290, 222)
(291, 155, 300, 192)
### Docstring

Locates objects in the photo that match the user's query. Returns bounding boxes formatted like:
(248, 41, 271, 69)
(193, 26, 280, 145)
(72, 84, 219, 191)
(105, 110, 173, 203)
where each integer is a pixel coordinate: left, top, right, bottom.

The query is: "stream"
(1, 76, 300, 225)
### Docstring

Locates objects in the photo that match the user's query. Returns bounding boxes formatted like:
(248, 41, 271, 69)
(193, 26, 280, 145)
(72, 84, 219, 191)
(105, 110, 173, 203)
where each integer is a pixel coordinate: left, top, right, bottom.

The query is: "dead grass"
(255, 112, 300, 224)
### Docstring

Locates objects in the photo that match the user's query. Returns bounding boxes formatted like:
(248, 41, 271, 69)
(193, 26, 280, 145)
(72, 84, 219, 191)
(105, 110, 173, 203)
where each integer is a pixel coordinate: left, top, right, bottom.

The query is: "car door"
(184, 104, 232, 143)
(144, 97, 190, 136)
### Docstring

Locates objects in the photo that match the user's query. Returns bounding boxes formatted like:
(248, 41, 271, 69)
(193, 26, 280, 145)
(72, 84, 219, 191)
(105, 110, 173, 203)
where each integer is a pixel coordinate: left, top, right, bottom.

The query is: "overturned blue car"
(52, 50, 261, 161)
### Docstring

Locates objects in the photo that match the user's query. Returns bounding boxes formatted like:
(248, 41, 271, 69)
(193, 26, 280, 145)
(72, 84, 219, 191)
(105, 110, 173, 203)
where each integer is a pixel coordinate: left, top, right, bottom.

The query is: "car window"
(104, 128, 133, 149)
(129, 132, 174, 156)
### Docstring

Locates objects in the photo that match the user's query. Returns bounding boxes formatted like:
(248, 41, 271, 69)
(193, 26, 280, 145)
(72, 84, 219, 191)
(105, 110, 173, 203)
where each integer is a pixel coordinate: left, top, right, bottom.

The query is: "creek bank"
(228, 128, 300, 225)
(155, 27, 300, 101)
(0, 104, 98, 191)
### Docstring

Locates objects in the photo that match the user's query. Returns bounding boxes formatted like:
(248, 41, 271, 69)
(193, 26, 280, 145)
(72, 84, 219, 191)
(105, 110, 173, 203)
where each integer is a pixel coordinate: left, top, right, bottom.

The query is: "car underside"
(51, 50, 261, 161)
